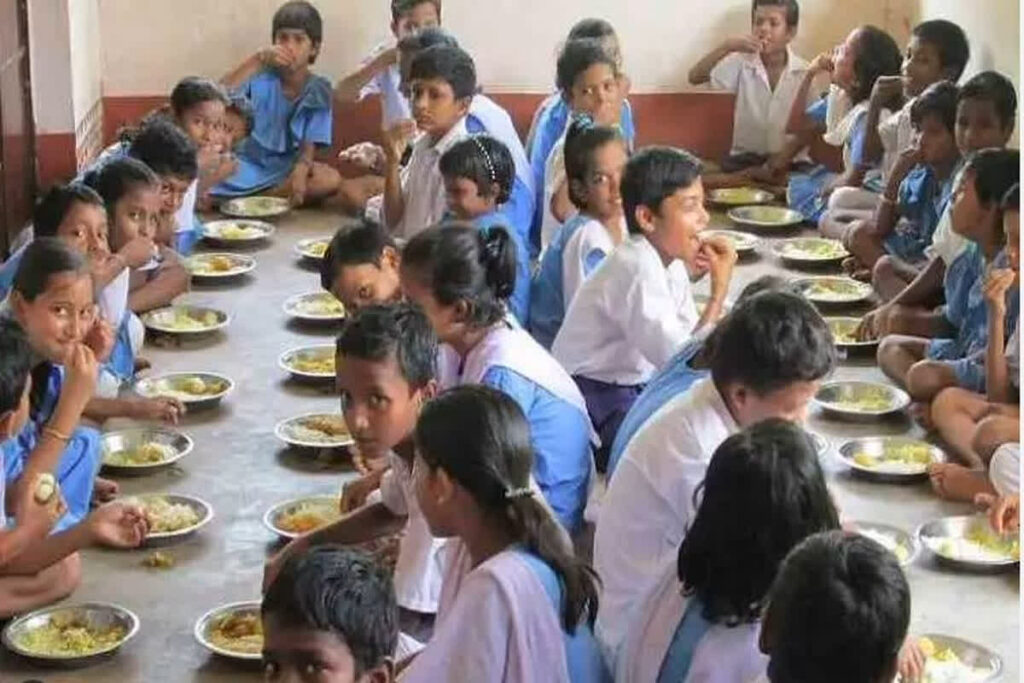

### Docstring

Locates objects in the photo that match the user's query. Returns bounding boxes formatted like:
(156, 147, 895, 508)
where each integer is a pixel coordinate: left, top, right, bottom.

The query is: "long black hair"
(402, 222, 517, 327)
(563, 115, 624, 210)
(414, 385, 599, 630)
(677, 419, 840, 624)
(82, 156, 160, 220)
(849, 26, 902, 104)
(439, 135, 515, 204)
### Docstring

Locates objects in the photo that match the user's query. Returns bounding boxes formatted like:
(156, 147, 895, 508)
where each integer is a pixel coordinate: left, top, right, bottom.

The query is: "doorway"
(0, 0, 36, 258)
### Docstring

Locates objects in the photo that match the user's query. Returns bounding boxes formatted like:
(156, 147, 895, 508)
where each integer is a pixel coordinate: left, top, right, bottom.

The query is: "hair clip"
(472, 136, 497, 184)
(504, 486, 534, 501)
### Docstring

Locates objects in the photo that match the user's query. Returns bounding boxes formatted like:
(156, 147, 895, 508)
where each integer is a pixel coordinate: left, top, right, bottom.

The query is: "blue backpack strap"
(515, 551, 612, 683)
(656, 597, 715, 683)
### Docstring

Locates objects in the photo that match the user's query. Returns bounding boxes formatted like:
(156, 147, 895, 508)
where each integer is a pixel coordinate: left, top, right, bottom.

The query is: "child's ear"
(382, 245, 401, 271)
(634, 204, 656, 234)
(8, 291, 27, 323)
(568, 178, 587, 208)
(420, 379, 438, 401)
(0, 410, 13, 441)
(362, 658, 395, 683)
(452, 298, 472, 324)
(455, 96, 472, 118)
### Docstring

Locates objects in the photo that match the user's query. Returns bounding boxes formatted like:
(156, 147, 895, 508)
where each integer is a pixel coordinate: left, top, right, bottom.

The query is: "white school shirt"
(878, 99, 915, 183)
(989, 442, 1020, 496)
(925, 199, 967, 266)
(594, 377, 738, 663)
(561, 217, 616, 310)
(359, 42, 412, 127)
(387, 118, 467, 239)
(379, 451, 446, 614)
(552, 235, 699, 386)
(710, 48, 814, 156)
(541, 131, 572, 250)
(173, 179, 198, 235)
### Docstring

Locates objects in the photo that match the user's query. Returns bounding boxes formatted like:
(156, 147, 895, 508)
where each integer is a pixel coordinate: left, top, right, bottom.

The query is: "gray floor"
(0, 206, 1017, 682)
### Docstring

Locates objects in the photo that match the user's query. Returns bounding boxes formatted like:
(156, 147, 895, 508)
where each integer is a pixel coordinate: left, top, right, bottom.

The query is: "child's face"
(160, 175, 191, 218)
(1, 378, 32, 440)
(12, 272, 95, 364)
(914, 113, 958, 167)
(752, 5, 794, 55)
(223, 110, 248, 149)
(409, 78, 470, 140)
(950, 171, 987, 240)
(901, 36, 944, 98)
(263, 615, 390, 683)
(179, 100, 227, 150)
(637, 179, 709, 267)
(392, 2, 440, 40)
(832, 29, 862, 92)
(1004, 210, 1019, 275)
(443, 176, 497, 220)
(411, 450, 454, 538)
(274, 28, 318, 68)
(399, 266, 462, 346)
(576, 140, 627, 221)
(568, 63, 622, 127)
(727, 380, 822, 427)
(956, 97, 1013, 155)
(330, 251, 402, 312)
(338, 352, 427, 462)
(111, 185, 162, 248)
(57, 201, 109, 261)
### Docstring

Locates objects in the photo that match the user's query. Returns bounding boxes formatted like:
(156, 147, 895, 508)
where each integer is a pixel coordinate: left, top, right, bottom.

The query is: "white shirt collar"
(416, 116, 468, 158)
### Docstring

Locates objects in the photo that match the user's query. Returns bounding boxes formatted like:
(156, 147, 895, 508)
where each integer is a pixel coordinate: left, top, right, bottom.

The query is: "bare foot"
(910, 402, 934, 430)
(842, 257, 859, 275)
(928, 463, 995, 501)
(851, 268, 872, 282)
(134, 357, 152, 373)
(92, 477, 119, 506)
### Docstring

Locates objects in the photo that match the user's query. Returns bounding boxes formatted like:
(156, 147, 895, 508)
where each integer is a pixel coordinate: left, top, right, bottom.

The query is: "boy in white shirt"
(264, 304, 444, 650)
(552, 146, 736, 468)
(593, 291, 835, 663)
(688, 0, 814, 172)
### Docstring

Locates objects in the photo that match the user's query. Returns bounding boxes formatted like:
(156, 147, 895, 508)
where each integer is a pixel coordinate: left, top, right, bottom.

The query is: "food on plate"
(803, 278, 869, 301)
(927, 524, 1021, 563)
(151, 376, 228, 402)
(735, 206, 797, 223)
(292, 294, 345, 317)
(207, 610, 263, 655)
(301, 240, 329, 258)
(213, 223, 263, 240)
(126, 496, 201, 534)
(33, 473, 57, 504)
(856, 527, 910, 563)
(287, 415, 350, 444)
(142, 551, 176, 569)
(189, 255, 239, 274)
(913, 637, 995, 683)
(780, 238, 847, 260)
(705, 231, 755, 250)
(275, 500, 341, 534)
(14, 613, 127, 657)
(287, 352, 335, 375)
(828, 318, 872, 344)
(103, 441, 177, 467)
(709, 187, 768, 204)
(851, 441, 935, 472)
(165, 309, 221, 331)
(227, 196, 288, 217)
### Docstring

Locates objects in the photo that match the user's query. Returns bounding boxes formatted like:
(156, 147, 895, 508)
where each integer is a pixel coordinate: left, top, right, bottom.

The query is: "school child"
(439, 135, 531, 324)
(214, 1, 342, 208)
(928, 184, 1019, 499)
(688, 0, 816, 172)
(0, 319, 148, 618)
(263, 545, 398, 683)
(877, 149, 1019, 404)
(858, 71, 1017, 323)
(605, 275, 793, 478)
(381, 44, 475, 237)
(222, 92, 254, 151)
(843, 81, 961, 273)
(320, 219, 402, 312)
(786, 26, 902, 227)
(540, 38, 627, 250)
(401, 224, 594, 533)
(552, 147, 736, 469)
(616, 419, 841, 680)
(400, 385, 607, 682)
(335, 0, 440, 128)
(530, 118, 627, 349)
(264, 304, 444, 653)
(593, 290, 836, 658)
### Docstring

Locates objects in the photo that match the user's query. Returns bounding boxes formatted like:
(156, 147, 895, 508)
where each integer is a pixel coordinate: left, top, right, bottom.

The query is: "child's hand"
(894, 143, 924, 173)
(130, 397, 186, 424)
(289, 164, 309, 207)
(975, 493, 1020, 535)
(870, 75, 904, 108)
(338, 142, 386, 174)
(382, 119, 417, 164)
(120, 236, 157, 269)
(699, 235, 738, 296)
(810, 51, 834, 75)
(983, 267, 1015, 309)
(87, 502, 149, 548)
(62, 343, 99, 415)
(258, 45, 295, 71)
(340, 473, 380, 514)
(855, 306, 888, 341)
(897, 637, 927, 682)
(15, 474, 66, 540)
(83, 317, 115, 364)
(722, 35, 762, 54)
(373, 46, 399, 70)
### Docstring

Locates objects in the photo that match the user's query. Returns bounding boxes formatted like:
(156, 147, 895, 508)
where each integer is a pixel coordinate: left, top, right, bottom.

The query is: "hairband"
(504, 487, 534, 501)
(472, 136, 497, 185)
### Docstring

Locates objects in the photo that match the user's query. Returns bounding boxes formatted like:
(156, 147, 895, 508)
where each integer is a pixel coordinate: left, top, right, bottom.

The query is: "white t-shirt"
(541, 131, 572, 251)
(594, 377, 738, 660)
(709, 49, 814, 157)
(878, 99, 915, 183)
(925, 202, 967, 266)
(174, 179, 198, 234)
(552, 235, 699, 386)
(990, 442, 1020, 496)
(379, 452, 446, 614)
(358, 42, 412, 127)
(561, 217, 616, 311)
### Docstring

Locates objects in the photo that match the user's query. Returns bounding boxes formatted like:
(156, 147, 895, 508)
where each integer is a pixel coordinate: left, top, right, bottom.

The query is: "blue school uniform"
(528, 97, 635, 254)
(212, 71, 333, 197)
(473, 209, 532, 326)
(657, 597, 714, 682)
(884, 165, 955, 263)
(0, 243, 27, 300)
(529, 214, 593, 349)
(605, 336, 709, 478)
(928, 247, 1020, 391)
(2, 364, 100, 531)
(517, 550, 612, 683)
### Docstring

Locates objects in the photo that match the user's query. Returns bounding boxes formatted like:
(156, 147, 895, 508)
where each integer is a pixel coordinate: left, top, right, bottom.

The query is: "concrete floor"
(0, 206, 1017, 682)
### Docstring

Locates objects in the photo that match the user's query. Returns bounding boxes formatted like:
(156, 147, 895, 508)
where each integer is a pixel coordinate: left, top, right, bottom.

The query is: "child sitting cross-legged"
(320, 219, 402, 313)
(264, 304, 445, 656)
(263, 545, 399, 683)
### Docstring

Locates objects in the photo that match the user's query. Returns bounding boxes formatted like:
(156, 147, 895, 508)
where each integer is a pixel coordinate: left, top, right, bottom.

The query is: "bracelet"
(880, 196, 897, 205)
(41, 425, 71, 443)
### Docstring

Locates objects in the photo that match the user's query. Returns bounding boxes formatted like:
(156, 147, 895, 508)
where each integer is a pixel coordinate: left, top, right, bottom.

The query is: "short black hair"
(169, 76, 229, 118)
(226, 93, 255, 137)
(910, 80, 958, 133)
(336, 303, 437, 388)
(320, 219, 397, 291)
(752, 0, 799, 28)
(621, 146, 703, 234)
(0, 318, 32, 416)
(272, 1, 323, 48)
(958, 71, 1018, 129)
(82, 156, 160, 219)
(965, 148, 1020, 207)
(397, 25, 458, 55)
(263, 545, 397, 677)
(764, 531, 910, 683)
(912, 19, 970, 82)
(12, 237, 89, 302)
(678, 419, 839, 624)
(737, 274, 799, 301)
(567, 18, 616, 41)
(1002, 183, 1019, 213)
(127, 115, 198, 181)
(391, 0, 441, 23)
(563, 116, 624, 210)
(32, 183, 104, 238)
(850, 26, 902, 104)
(439, 135, 515, 204)
(556, 38, 617, 95)
(710, 291, 836, 395)
(409, 44, 476, 100)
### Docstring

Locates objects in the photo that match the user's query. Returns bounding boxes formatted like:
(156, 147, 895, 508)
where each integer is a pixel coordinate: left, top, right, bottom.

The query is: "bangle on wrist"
(42, 425, 71, 443)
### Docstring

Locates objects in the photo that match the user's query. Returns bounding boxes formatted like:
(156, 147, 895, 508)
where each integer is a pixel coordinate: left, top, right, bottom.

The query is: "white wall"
(918, 0, 1019, 85)
(97, 0, 914, 96)
(28, 0, 75, 134)
(69, 0, 103, 127)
